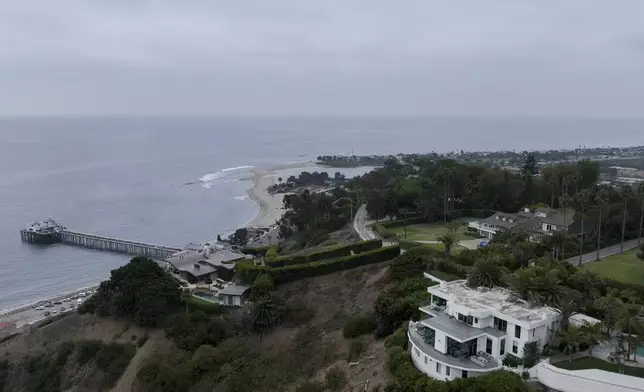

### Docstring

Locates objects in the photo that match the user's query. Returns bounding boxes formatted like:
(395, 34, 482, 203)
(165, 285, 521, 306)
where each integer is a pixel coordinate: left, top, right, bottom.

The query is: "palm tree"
(437, 231, 458, 257)
(548, 175, 559, 209)
(575, 189, 591, 266)
(615, 301, 644, 361)
(252, 296, 285, 351)
(436, 164, 455, 222)
(555, 295, 581, 331)
(509, 267, 544, 304)
(594, 189, 610, 261)
(556, 325, 584, 363)
(580, 321, 604, 358)
(466, 258, 505, 289)
(618, 186, 634, 254)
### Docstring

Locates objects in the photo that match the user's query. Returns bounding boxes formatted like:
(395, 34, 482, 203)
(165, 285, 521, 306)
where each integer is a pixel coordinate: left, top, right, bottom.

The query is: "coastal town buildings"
(467, 207, 586, 241)
(409, 276, 562, 380)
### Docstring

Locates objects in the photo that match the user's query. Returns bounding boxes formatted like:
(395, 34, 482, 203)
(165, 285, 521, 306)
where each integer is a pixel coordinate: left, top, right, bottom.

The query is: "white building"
(408, 276, 562, 380)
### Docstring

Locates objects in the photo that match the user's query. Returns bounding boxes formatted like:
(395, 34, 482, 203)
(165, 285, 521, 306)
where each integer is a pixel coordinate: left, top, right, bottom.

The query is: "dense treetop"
(80, 256, 182, 327)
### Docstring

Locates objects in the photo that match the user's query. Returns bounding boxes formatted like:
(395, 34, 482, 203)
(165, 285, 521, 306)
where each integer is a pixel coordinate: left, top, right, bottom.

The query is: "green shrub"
(183, 295, 225, 315)
(324, 366, 347, 391)
(265, 246, 279, 260)
(239, 246, 400, 284)
(270, 246, 400, 284)
(380, 217, 425, 229)
(76, 340, 103, 364)
(240, 245, 270, 256)
(522, 371, 530, 380)
(343, 314, 377, 338)
(165, 311, 230, 351)
(502, 354, 524, 367)
(523, 341, 541, 367)
(250, 274, 274, 300)
(373, 224, 395, 239)
(267, 239, 383, 267)
(347, 338, 365, 361)
(294, 380, 326, 392)
(94, 342, 136, 387)
(24, 342, 76, 392)
(384, 326, 408, 349)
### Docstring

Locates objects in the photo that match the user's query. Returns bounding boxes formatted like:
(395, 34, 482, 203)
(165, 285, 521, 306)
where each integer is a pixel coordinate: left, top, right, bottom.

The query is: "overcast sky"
(1, 1, 643, 116)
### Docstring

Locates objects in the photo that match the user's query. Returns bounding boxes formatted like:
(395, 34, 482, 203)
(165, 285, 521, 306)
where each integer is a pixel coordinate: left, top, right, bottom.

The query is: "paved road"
(565, 237, 642, 265)
(353, 204, 376, 241)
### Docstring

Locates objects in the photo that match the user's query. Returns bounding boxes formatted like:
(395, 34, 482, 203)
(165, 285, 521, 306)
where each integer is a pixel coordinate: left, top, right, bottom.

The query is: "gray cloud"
(1, 0, 643, 116)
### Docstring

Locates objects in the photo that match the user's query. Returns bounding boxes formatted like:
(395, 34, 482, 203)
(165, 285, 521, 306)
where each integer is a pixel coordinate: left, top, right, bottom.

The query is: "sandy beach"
(244, 161, 313, 228)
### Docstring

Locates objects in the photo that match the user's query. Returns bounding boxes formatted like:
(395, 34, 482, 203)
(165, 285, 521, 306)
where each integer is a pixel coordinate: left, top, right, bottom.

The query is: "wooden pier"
(20, 222, 181, 259)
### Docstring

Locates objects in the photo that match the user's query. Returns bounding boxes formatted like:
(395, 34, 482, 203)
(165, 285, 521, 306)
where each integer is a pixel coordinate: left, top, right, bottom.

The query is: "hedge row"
(267, 239, 382, 267)
(373, 224, 396, 239)
(380, 217, 426, 229)
(238, 246, 401, 284)
(602, 278, 644, 300)
(240, 246, 270, 256)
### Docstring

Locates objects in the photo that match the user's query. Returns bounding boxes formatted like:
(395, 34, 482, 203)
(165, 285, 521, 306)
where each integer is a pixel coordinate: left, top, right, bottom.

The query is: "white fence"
(531, 359, 644, 392)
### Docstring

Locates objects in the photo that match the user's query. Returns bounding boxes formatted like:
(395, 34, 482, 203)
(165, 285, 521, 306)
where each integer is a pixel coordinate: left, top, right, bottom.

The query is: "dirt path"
(110, 330, 166, 392)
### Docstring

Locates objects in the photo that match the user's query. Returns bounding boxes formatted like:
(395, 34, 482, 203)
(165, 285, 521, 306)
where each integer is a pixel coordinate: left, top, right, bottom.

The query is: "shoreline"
(0, 284, 98, 328)
(0, 160, 313, 324)
(243, 161, 313, 228)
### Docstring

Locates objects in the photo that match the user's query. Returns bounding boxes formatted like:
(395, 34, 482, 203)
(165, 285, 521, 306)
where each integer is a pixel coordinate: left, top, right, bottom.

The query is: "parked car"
(45, 302, 54, 307)
(78, 292, 86, 297)
(35, 306, 45, 311)
(51, 310, 57, 315)
(43, 311, 51, 317)
(63, 298, 71, 302)
(54, 300, 62, 305)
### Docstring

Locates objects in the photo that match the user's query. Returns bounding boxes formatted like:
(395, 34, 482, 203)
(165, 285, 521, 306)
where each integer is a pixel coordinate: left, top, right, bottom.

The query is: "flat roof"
(422, 316, 482, 341)
(569, 313, 601, 326)
(429, 280, 560, 327)
(421, 316, 507, 341)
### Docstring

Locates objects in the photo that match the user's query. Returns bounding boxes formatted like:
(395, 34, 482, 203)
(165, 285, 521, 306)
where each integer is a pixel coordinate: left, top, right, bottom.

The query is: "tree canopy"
(80, 256, 182, 327)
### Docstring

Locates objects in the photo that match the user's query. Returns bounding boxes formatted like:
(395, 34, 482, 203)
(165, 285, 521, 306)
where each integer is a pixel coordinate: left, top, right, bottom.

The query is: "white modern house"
(408, 275, 562, 380)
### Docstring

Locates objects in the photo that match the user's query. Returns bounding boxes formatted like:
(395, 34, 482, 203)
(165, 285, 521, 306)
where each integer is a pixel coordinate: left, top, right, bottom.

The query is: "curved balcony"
(408, 321, 502, 372)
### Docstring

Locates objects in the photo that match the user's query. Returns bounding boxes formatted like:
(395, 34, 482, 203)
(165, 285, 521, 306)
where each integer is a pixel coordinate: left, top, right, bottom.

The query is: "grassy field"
(389, 221, 478, 242)
(553, 357, 644, 378)
(580, 249, 644, 285)
(417, 242, 465, 255)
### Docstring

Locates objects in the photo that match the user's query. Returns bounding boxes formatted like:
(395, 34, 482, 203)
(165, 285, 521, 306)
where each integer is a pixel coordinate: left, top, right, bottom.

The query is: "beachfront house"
(218, 285, 251, 307)
(409, 276, 562, 380)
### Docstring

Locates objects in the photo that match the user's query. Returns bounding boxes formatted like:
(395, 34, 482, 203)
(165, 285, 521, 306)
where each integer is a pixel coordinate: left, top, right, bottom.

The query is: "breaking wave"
(198, 165, 254, 188)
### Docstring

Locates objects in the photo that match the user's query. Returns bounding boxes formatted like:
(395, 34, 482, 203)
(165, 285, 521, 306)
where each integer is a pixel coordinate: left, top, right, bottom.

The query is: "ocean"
(0, 117, 642, 311)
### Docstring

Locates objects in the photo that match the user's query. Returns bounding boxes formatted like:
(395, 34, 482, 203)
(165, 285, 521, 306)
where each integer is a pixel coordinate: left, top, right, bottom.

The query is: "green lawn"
(580, 249, 644, 285)
(389, 222, 476, 242)
(553, 357, 644, 379)
(417, 242, 465, 255)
